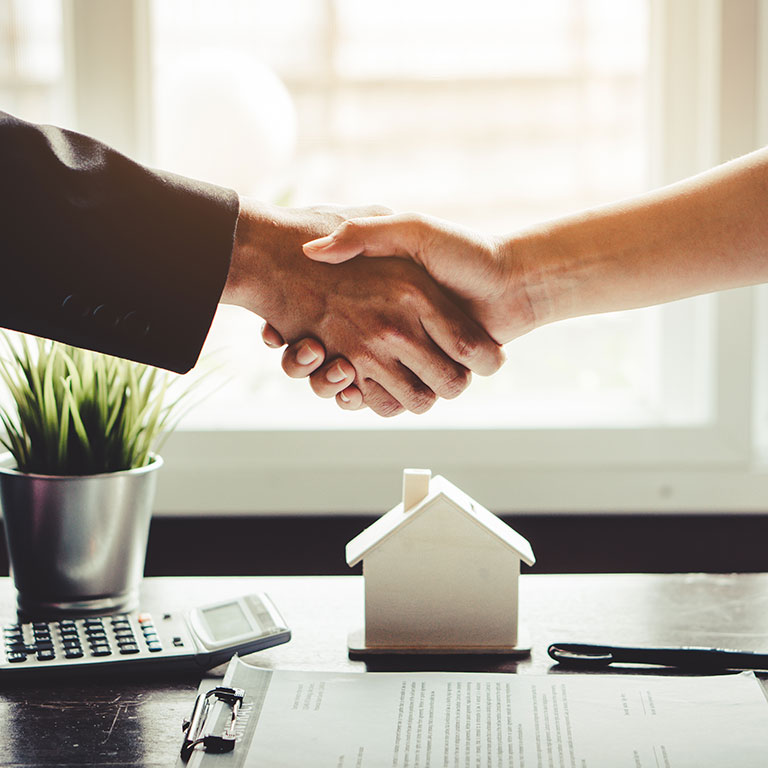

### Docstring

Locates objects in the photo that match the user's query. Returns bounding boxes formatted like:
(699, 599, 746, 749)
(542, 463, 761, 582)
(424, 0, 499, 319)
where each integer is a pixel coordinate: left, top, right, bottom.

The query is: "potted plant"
(0, 332, 200, 616)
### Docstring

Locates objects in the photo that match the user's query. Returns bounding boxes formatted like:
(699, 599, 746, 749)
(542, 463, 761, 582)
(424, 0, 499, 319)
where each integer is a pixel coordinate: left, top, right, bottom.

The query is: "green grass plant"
(0, 332, 204, 475)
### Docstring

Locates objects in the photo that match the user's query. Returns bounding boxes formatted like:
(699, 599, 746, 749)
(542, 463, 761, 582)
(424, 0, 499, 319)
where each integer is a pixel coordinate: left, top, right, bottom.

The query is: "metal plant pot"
(0, 452, 162, 616)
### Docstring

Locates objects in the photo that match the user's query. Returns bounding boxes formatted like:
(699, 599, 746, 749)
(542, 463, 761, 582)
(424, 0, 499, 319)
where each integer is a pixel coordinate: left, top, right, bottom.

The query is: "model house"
(347, 469, 535, 653)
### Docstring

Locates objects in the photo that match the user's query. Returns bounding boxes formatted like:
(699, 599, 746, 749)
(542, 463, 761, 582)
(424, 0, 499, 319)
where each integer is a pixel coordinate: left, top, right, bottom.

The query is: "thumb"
(303, 214, 422, 264)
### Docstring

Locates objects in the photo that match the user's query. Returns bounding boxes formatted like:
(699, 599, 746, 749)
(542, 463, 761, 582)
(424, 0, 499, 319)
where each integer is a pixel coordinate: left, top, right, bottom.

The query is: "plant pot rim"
(0, 452, 163, 480)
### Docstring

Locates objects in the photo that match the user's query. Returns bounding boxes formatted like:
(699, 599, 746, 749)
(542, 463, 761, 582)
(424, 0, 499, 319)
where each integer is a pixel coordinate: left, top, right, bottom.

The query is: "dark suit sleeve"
(0, 111, 240, 373)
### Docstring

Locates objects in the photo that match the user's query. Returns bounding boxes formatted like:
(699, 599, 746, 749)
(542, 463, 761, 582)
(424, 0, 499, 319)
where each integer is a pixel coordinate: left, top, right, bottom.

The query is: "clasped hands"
(221, 199, 516, 416)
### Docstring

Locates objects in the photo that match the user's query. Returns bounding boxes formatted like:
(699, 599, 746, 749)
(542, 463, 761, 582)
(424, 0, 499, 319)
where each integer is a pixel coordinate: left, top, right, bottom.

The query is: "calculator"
(0, 592, 290, 677)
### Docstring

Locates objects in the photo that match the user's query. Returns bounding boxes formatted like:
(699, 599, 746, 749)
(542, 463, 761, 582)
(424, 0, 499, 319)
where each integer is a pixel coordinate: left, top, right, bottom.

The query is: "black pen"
(547, 642, 768, 671)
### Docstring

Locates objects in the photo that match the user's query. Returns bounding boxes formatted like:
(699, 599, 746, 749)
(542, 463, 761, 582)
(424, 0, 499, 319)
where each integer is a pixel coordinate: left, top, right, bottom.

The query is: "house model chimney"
(402, 468, 431, 511)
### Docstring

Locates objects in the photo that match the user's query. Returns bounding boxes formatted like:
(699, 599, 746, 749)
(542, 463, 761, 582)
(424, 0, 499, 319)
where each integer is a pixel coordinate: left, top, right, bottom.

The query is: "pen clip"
(181, 685, 245, 761)
(548, 643, 616, 668)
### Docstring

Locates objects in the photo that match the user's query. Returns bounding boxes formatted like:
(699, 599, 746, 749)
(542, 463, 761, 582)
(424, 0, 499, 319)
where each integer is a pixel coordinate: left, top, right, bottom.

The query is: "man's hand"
(222, 200, 505, 417)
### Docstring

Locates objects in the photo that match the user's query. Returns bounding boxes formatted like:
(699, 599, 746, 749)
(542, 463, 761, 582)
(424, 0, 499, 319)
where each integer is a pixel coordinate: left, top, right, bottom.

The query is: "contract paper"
(185, 657, 768, 768)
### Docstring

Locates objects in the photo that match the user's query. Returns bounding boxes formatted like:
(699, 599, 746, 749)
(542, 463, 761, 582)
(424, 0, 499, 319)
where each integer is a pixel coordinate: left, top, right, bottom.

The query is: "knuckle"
(453, 332, 482, 363)
(369, 396, 404, 418)
(336, 219, 363, 240)
(377, 325, 410, 348)
(369, 204, 394, 216)
(406, 388, 437, 414)
(354, 346, 378, 370)
(394, 278, 428, 309)
(396, 211, 427, 228)
(438, 368, 471, 400)
(382, 402, 406, 418)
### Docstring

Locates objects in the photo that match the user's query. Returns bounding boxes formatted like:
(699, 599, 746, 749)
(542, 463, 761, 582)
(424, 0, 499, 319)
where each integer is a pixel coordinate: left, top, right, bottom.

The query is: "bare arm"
(517, 147, 768, 330)
(281, 146, 768, 406)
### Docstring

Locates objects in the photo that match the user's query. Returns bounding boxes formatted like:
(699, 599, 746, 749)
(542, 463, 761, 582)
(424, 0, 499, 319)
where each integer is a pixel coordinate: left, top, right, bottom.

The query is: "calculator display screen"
(201, 603, 253, 641)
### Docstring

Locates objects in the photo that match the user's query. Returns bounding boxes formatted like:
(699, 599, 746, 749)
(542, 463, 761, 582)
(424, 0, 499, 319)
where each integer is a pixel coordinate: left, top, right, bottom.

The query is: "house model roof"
(346, 470, 535, 568)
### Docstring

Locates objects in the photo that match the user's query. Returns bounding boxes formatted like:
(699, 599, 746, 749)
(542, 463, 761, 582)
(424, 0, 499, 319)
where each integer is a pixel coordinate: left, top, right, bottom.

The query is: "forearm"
(510, 147, 768, 327)
(0, 111, 238, 373)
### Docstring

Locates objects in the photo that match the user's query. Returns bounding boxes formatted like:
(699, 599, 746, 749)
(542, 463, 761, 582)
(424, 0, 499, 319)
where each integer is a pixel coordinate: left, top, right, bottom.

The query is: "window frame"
(61, 0, 768, 515)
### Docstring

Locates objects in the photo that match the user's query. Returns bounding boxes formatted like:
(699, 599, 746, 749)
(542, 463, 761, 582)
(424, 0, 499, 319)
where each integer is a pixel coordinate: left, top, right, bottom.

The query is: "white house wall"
(363, 498, 519, 648)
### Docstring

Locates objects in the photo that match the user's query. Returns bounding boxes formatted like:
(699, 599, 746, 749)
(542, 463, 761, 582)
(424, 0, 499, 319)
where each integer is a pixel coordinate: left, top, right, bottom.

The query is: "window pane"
(0, 0, 65, 123)
(149, 0, 712, 429)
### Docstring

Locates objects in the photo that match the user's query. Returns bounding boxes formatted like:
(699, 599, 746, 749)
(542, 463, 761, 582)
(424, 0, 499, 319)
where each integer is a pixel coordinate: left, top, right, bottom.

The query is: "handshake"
(221, 146, 768, 416)
(221, 201, 523, 417)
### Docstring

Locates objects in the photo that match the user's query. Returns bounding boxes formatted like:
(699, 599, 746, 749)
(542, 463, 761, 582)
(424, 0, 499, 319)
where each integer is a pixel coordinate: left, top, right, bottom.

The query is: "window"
(149, 0, 677, 431)
(3, 1, 768, 514)
(0, 0, 64, 123)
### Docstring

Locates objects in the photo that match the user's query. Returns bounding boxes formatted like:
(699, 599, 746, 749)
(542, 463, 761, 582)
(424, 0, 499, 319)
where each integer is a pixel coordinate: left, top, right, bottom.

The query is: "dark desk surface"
(1, 573, 768, 767)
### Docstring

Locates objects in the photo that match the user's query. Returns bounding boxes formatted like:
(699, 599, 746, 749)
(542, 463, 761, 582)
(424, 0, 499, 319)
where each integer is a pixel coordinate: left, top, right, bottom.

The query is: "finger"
(303, 214, 423, 264)
(307, 357, 356, 399)
(420, 289, 506, 377)
(336, 385, 365, 410)
(356, 378, 405, 418)
(395, 337, 473, 401)
(261, 322, 285, 348)
(363, 361, 437, 415)
(280, 338, 326, 378)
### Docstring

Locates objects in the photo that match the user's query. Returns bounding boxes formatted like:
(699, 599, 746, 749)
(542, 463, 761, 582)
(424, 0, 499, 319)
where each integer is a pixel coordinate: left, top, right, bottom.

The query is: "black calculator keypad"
(3, 612, 166, 665)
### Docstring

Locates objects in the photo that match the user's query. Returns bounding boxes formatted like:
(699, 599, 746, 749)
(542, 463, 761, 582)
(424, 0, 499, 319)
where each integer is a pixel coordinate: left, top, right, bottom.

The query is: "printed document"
(184, 657, 768, 768)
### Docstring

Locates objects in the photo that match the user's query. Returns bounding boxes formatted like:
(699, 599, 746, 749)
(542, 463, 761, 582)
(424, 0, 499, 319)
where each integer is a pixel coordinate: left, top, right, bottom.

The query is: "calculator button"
(64, 648, 84, 659)
(114, 628, 135, 638)
(32, 621, 48, 630)
(6, 652, 26, 663)
(62, 639, 82, 649)
(111, 621, 131, 631)
(146, 642, 163, 652)
(90, 648, 112, 657)
(172, 637, 184, 647)
(34, 641, 54, 651)
(137, 612, 153, 624)
(5, 642, 27, 654)
(84, 626, 106, 635)
(36, 650, 55, 661)
(142, 632, 159, 643)
(118, 645, 140, 654)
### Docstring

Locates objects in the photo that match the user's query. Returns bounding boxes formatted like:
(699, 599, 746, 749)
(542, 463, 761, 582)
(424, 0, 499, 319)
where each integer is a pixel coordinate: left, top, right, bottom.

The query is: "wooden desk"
(1, 573, 767, 767)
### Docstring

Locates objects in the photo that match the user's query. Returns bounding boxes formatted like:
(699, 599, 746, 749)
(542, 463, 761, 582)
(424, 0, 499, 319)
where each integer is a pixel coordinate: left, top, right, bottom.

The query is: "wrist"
(221, 197, 285, 318)
(493, 226, 564, 336)
(498, 216, 603, 332)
